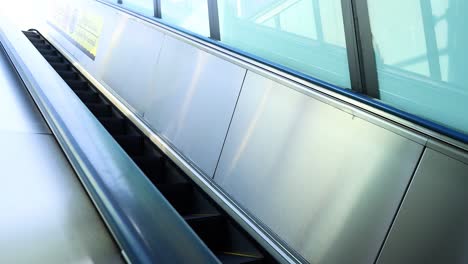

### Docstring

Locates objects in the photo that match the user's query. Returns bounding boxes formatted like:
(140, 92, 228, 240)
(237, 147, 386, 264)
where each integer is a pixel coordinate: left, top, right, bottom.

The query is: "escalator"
(23, 29, 276, 264)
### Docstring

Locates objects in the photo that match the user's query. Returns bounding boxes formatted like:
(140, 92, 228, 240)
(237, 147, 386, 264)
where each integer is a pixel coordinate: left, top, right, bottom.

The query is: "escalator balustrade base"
(23, 30, 275, 264)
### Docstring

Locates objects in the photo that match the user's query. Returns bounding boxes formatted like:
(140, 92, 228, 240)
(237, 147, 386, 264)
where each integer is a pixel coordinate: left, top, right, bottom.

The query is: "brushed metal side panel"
(144, 35, 246, 176)
(99, 18, 164, 115)
(214, 71, 424, 264)
(378, 148, 468, 264)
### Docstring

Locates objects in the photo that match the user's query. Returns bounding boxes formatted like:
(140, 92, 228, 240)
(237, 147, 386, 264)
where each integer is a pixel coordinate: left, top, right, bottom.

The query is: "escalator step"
(28, 38, 46, 45)
(157, 183, 193, 215)
(75, 90, 101, 103)
(34, 44, 53, 50)
(187, 214, 225, 251)
(86, 103, 113, 117)
(23, 31, 40, 38)
(99, 117, 127, 134)
(185, 213, 223, 223)
(28, 37, 47, 45)
(133, 155, 165, 182)
(67, 80, 91, 91)
(50, 62, 71, 71)
(43, 55, 64, 63)
(216, 253, 264, 264)
(114, 135, 145, 156)
(57, 70, 80, 80)
(187, 215, 264, 262)
(38, 49, 58, 56)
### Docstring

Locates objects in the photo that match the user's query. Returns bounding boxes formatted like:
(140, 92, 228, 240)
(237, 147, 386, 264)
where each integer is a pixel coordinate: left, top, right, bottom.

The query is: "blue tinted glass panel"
(121, 0, 154, 16)
(368, 0, 468, 134)
(218, 0, 351, 88)
(160, 0, 210, 36)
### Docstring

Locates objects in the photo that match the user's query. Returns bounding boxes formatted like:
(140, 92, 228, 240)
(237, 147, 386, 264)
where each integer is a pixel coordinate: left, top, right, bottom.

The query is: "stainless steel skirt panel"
(143, 35, 246, 176)
(99, 18, 165, 116)
(377, 148, 468, 264)
(214, 71, 425, 264)
(44, 1, 248, 177)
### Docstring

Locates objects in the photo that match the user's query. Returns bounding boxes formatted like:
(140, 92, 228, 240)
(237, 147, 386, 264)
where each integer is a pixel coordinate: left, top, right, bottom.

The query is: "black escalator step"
(38, 49, 57, 56)
(43, 55, 63, 63)
(216, 253, 264, 264)
(188, 215, 265, 261)
(184, 213, 222, 223)
(99, 117, 127, 134)
(114, 135, 145, 156)
(133, 155, 165, 182)
(24, 34, 41, 41)
(28, 38, 46, 45)
(34, 43, 53, 50)
(164, 160, 194, 184)
(57, 70, 80, 80)
(23, 31, 40, 38)
(67, 80, 91, 91)
(86, 103, 113, 117)
(157, 183, 193, 215)
(187, 214, 225, 250)
(75, 90, 101, 103)
(50, 62, 71, 71)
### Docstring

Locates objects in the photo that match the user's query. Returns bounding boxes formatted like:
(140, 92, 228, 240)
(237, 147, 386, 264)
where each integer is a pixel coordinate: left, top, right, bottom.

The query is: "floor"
(0, 45, 124, 263)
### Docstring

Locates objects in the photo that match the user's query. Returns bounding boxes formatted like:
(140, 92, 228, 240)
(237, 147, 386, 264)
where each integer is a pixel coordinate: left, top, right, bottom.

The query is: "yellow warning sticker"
(49, 2, 103, 59)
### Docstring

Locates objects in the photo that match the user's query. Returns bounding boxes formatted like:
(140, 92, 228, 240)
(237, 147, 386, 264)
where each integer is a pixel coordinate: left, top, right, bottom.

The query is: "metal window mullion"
(341, 0, 380, 99)
(207, 0, 221, 40)
(312, 0, 324, 41)
(153, 0, 162, 18)
(420, 0, 442, 80)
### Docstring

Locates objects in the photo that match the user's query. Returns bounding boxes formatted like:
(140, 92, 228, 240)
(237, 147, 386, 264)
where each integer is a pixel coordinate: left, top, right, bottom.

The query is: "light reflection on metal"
(214, 71, 424, 263)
